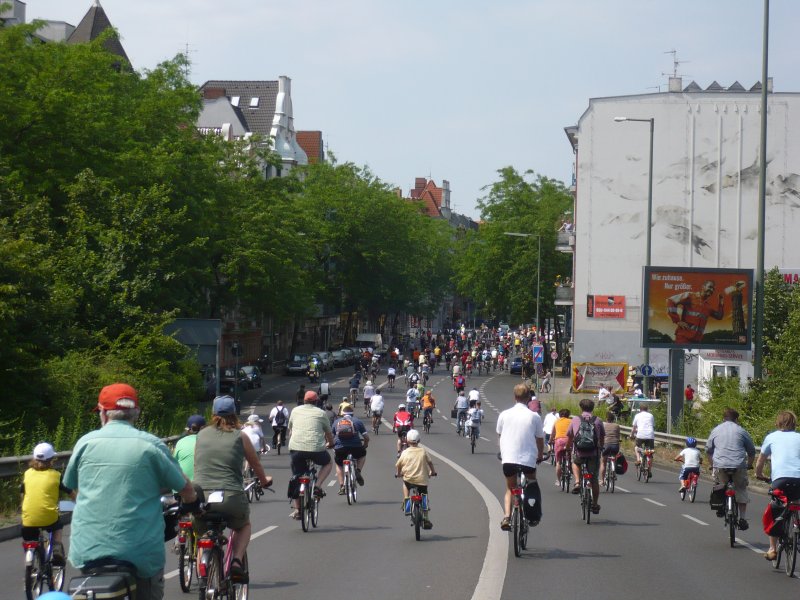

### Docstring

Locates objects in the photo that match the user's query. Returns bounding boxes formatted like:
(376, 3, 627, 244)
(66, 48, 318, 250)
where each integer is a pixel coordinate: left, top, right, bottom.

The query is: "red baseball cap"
(97, 383, 139, 411)
(303, 390, 319, 403)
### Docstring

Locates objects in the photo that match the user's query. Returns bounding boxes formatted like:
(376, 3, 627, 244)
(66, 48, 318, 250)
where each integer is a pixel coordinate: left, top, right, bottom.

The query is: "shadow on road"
(519, 547, 622, 560)
(249, 580, 298, 590)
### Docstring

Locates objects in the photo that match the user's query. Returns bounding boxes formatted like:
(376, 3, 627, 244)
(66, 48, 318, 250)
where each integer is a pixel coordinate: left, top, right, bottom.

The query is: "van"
(355, 333, 383, 350)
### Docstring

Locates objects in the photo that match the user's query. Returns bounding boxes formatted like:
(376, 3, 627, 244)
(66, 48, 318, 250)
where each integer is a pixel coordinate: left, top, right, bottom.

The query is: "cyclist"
(337, 395, 352, 416)
(406, 385, 420, 414)
(465, 401, 484, 439)
(497, 383, 545, 531)
(631, 403, 655, 466)
(598, 413, 621, 484)
(362, 380, 376, 413)
(393, 404, 414, 457)
(468, 386, 480, 406)
(408, 370, 420, 390)
(453, 391, 469, 433)
(567, 398, 604, 514)
(553, 409, 572, 487)
(194, 396, 273, 584)
(706, 408, 756, 529)
(64, 383, 198, 599)
(287, 391, 335, 519)
(421, 390, 436, 424)
(174, 415, 206, 481)
(540, 370, 552, 392)
(454, 373, 466, 394)
(243, 414, 267, 453)
(387, 365, 396, 388)
(348, 374, 361, 403)
(333, 404, 368, 494)
(268, 400, 289, 449)
(541, 406, 558, 456)
(370, 390, 385, 431)
(674, 437, 702, 493)
(395, 429, 437, 529)
(21, 443, 72, 567)
(755, 410, 800, 561)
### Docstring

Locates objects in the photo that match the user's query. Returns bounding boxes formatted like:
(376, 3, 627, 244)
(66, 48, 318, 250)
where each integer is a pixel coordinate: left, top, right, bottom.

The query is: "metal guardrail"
(619, 425, 707, 450)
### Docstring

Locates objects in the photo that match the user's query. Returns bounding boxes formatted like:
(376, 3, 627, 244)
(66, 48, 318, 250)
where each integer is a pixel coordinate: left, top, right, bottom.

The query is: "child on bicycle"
(465, 401, 485, 438)
(674, 437, 702, 492)
(395, 429, 437, 529)
(421, 391, 436, 424)
(553, 409, 572, 487)
(20, 443, 72, 566)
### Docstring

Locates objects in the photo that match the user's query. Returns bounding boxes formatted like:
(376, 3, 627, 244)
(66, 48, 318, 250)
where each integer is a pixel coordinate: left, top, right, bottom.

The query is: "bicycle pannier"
(450, 409, 458, 419)
(615, 453, 628, 475)
(709, 484, 726, 511)
(523, 481, 542, 524)
(763, 500, 788, 538)
(287, 475, 300, 499)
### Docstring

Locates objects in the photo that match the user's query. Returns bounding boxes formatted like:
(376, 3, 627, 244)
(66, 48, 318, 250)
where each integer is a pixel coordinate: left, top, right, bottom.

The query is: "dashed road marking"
(643, 498, 666, 507)
(736, 537, 765, 554)
(615, 486, 631, 493)
(683, 514, 708, 526)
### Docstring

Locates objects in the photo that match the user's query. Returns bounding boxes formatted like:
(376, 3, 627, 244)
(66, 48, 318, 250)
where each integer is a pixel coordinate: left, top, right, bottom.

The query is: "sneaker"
(555, 481, 561, 487)
(500, 517, 512, 531)
(591, 504, 601, 514)
(527, 519, 540, 527)
(716, 509, 725, 518)
(338, 486, 346, 495)
(355, 469, 364, 486)
(313, 487, 326, 499)
(290, 509, 301, 520)
(51, 542, 65, 566)
(423, 520, 433, 530)
(738, 518, 749, 531)
(571, 485, 580, 495)
(678, 486, 686, 493)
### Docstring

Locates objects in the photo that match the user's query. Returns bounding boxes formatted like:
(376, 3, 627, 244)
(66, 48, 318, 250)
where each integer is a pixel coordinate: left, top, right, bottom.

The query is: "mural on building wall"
(642, 267, 753, 349)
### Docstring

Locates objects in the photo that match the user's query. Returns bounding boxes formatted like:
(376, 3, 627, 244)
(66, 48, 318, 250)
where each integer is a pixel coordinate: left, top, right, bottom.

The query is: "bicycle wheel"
(300, 491, 310, 532)
(344, 471, 353, 506)
(276, 433, 282, 455)
(689, 482, 697, 503)
(350, 474, 358, 504)
(179, 536, 195, 592)
(201, 548, 223, 600)
(49, 559, 65, 594)
(511, 508, 522, 557)
(245, 480, 255, 503)
(233, 551, 249, 600)
(311, 494, 319, 528)
(471, 431, 476, 454)
(637, 462, 643, 481)
(774, 536, 784, 569)
(25, 545, 44, 600)
(587, 487, 593, 524)
(785, 531, 797, 577)
(520, 513, 529, 550)
(413, 503, 422, 541)
(728, 498, 737, 548)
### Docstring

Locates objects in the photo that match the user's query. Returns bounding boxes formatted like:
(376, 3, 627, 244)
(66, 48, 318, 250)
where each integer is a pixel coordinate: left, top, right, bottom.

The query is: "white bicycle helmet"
(406, 429, 421, 443)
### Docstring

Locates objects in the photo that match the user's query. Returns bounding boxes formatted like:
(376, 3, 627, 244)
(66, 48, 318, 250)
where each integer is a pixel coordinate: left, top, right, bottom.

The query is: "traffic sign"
(551, 351, 558, 360)
(640, 364, 653, 377)
(533, 345, 544, 363)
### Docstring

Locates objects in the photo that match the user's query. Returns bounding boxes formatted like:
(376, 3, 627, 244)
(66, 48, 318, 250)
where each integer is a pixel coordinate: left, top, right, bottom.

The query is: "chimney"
(415, 177, 426, 191)
(203, 87, 226, 100)
(442, 180, 451, 209)
(668, 77, 682, 93)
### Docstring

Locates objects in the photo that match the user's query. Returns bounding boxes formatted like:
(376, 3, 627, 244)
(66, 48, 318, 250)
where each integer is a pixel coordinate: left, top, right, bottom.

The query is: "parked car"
(218, 368, 245, 413)
(509, 357, 523, 375)
(314, 351, 334, 371)
(285, 353, 309, 375)
(331, 350, 349, 368)
(240, 365, 262, 389)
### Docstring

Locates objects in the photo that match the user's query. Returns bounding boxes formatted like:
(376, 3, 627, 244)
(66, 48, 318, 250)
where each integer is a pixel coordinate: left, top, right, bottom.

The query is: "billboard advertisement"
(642, 267, 753, 350)
(587, 295, 626, 318)
(572, 362, 627, 394)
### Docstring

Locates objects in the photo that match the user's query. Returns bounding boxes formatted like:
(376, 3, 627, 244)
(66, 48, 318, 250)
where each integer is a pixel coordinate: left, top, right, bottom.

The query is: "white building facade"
(567, 79, 800, 379)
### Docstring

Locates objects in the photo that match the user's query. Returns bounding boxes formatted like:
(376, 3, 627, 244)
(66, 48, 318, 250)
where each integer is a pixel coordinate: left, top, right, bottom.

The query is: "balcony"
(554, 286, 574, 306)
(556, 231, 575, 253)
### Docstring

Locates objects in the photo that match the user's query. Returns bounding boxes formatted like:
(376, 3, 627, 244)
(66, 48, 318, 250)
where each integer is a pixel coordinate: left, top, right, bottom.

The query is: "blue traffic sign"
(640, 364, 653, 377)
(533, 345, 544, 363)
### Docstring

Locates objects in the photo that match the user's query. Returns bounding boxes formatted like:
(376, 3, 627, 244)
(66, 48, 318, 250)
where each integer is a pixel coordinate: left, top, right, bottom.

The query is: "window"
(249, 96, 259, 108)
(712, 365, 739, 379)
(230, 96, 240, 107)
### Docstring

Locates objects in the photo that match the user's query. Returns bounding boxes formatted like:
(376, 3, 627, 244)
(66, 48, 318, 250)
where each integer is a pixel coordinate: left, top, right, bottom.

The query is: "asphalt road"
(2, 364, 798, 599)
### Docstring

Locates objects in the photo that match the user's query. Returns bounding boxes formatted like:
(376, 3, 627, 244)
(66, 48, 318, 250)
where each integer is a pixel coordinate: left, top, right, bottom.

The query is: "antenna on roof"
(646, 85, 663, 93)
(662, 49, 689, 79)
(181, 42, 197, 78)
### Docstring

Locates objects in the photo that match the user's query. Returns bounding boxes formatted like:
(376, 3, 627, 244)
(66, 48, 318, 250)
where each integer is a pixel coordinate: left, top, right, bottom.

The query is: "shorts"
(573, 454, 600, 476)
(678, 466, 700, 481)
(714, 467, 750, 504)
(554, 437, 570, 462)
(502, 463, 537, 477)
(635, 438, 655, 450)
(396, 426, 410, 439)
(371, 410, 383, 418)
(334, 446, 367, 466)
(388, 374, 396, 381)
(289, 449, 332, 476)
(403, 482, 428, 495)
(194, 490, 249, 532)
(601, 444, 620, 457)
(21, 517, 62, 541)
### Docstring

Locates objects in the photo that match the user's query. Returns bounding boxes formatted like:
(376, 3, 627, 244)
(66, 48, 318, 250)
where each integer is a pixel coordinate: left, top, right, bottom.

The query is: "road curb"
(0, 523, 20, 542)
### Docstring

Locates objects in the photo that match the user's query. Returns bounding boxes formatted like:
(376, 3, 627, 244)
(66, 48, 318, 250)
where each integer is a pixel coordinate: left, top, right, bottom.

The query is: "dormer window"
(249, 97, 259, 108)
(230, 96, 240, 107)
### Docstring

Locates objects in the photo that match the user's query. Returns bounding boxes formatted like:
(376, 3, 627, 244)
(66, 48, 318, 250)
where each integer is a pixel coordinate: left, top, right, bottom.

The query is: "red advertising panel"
(642, 267, 753, 350)
(587, 295, 625, 318)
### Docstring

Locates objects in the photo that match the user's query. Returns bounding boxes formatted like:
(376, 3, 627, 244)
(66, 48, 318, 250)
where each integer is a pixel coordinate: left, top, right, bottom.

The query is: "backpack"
(336, 415, 356, 439)
(274, 408, 287, 427)
(456, 376, 465, 387)
(574, 415, 598, 451)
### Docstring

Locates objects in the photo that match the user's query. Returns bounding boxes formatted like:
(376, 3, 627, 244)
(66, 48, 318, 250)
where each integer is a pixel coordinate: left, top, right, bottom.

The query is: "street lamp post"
(504, 232, 541, 390)
(614, 116, 654, 399)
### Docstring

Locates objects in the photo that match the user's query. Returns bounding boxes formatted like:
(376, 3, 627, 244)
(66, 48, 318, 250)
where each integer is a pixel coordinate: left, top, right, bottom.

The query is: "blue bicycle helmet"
(686, 437, 697, 447)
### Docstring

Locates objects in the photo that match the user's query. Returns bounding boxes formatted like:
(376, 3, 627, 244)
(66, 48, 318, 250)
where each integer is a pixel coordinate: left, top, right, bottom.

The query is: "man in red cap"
(64, 383, 197, 600)
(286, 390, 334, 519)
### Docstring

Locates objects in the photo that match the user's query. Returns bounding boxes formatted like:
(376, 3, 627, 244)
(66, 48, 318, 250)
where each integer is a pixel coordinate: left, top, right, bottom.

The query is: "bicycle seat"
(721, 468, 739, 474)
(81, 557, 138, 576)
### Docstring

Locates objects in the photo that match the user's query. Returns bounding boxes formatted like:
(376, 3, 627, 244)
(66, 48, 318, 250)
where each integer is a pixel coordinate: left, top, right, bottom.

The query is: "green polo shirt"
(288, 404, 331, 452)
(173, 433, 198, 481)
(64, 420, 187, 578)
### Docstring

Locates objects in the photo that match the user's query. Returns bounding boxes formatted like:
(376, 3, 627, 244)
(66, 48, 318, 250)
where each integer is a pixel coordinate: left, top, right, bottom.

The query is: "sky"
(23, 0, 800, 220)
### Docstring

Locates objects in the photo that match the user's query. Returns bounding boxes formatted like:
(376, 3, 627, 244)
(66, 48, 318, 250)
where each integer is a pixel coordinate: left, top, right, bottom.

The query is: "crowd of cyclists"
(17, 325, 800, 599)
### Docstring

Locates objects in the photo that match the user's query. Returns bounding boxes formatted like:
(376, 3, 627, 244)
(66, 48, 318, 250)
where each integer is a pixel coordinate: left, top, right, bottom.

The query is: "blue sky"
(26, 1, 800, 220)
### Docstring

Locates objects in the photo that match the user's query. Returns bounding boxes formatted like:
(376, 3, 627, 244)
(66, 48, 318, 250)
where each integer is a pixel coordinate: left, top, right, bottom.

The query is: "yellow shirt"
(396, 446, 432, 485)
(422, 394, 436, 409)
(554, 417, 572, 440)
(22, 468, 61, 527)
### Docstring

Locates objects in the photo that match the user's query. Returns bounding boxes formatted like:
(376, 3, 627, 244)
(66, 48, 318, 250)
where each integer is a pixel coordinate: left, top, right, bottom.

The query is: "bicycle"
(177, 517, 197, 593)
(719, 468, 740, 548)
(559, 450, 572, 492)
(602, 454, 617, 493)
(197, 491, 250, 600)
(509, 466, 530, 557)
(342, 453, 358, 505)
(364, 397, 371, 418)
(765, 485, 800, 576)
(423, 411, 432, 434)
(579, 462, 594, 524)
(244, 471, 264, 504)
(400, 476, 436, 541)
(273, 426, 286, 455)
(678, 468, 699, 503)
(548, 440, 556, 466)
(637, 448, 654, 483)
(468, 422, 479, 453)
(372, 412, 381, 435)
(456, 411, 467, 437)
(388, 376, 395, 390)
(298, 461, 321, 532)
(22, 525, 66, 600)
(540, 380, 552, 393)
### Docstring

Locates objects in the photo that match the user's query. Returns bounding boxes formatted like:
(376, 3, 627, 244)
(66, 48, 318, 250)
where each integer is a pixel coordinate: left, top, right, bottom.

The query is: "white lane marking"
(736, 538, 765, 554)
(480, 437, 491, 442)
(327, 480, 336, 487)
(643, 498, 666, 507)
(251, 525, 278, 540)
(615, 486, 631, 493)
(683, 514, 708, 526)
(165, 568, 179, 580)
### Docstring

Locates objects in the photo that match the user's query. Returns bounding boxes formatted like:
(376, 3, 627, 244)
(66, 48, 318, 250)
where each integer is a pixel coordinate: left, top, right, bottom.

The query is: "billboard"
(587, 295, 626, 318)
(642, 267, 753, 350)
(572, 362, 628, 394)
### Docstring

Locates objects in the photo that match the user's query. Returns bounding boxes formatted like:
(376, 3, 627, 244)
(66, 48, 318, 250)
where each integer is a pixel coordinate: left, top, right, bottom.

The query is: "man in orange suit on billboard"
(666, 280, 724, 344)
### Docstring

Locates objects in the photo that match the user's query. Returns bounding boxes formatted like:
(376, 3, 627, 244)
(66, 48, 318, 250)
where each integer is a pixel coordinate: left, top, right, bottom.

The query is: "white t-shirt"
(497, 403, 544, 467)
(406, 388, 419, 403)
(268, 406, 289, 427)
(370, 394, 384, 413)
(468, 389, 480, 402)
(542, 411, 559, 435)
(679, 447, 702, 468)
(243, 425, 263, 450)
(467, 407, 484, 423)
(632, 411, 655, 439)
(387, 367, 396, 377)
(363, 385, 375, 399)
